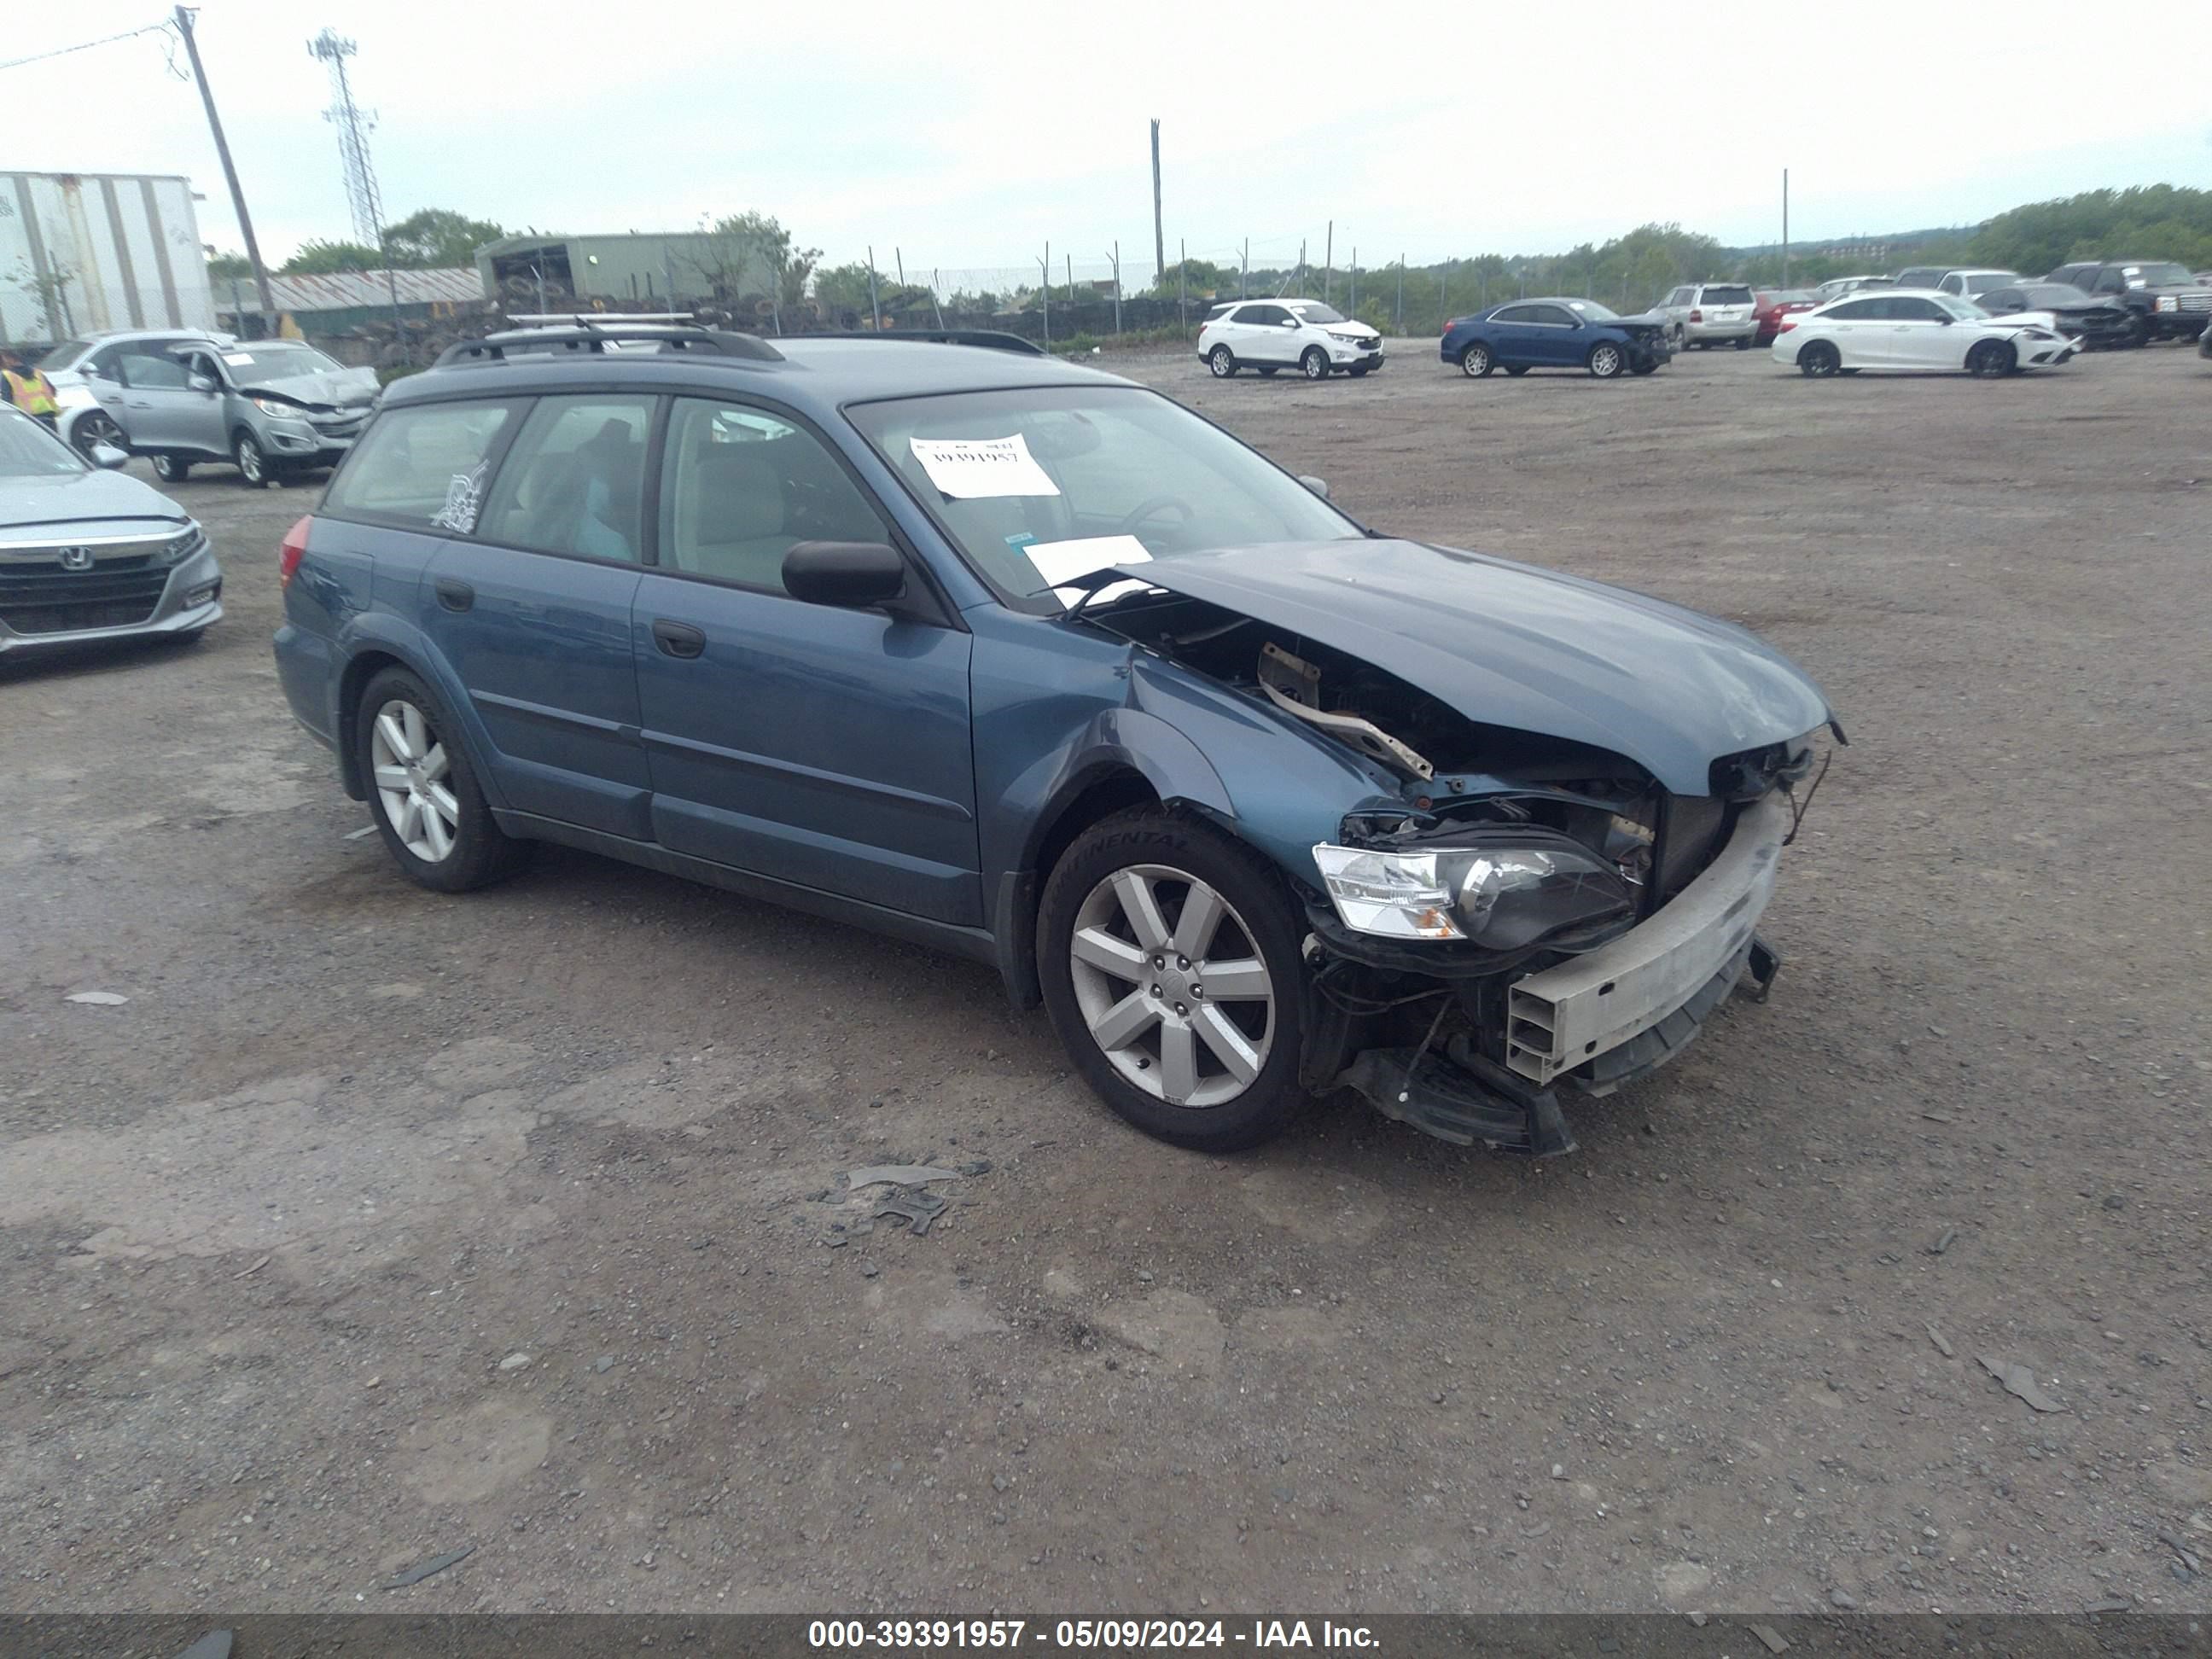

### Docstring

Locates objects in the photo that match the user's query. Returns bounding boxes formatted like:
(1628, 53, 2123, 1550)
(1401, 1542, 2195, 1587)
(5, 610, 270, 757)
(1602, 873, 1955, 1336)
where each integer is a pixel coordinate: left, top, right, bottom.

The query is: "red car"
(1754, 289, 1820, 346)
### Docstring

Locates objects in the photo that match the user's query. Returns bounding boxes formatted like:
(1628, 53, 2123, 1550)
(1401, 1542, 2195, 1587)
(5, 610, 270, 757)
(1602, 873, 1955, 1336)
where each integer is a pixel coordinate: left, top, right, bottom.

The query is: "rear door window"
(473, 394, 656, 563)
(321, 399, 526, 531)
(1491, 304, 1535, 323)
(1825, 299, 1881, 321)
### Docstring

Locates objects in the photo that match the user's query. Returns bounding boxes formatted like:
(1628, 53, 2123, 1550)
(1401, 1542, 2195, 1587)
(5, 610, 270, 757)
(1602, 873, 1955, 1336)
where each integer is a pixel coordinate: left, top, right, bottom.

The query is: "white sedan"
(1771, 288, 2074, 377)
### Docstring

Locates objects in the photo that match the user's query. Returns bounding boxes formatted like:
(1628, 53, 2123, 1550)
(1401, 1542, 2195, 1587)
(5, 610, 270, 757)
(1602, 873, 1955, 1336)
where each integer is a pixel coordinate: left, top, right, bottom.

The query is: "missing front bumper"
(1339, 1045, 1578, 1157)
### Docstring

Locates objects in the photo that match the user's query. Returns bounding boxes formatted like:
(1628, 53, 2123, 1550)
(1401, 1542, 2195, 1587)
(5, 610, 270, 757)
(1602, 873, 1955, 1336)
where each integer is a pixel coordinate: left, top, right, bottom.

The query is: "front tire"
(1208, 345, 1237, 377)
(71, 410, 125, 462)
(234, 431, 271, 489)
(2122, 313, 2151, 349)
(1459, 341, 1493, 377)
(1965, 339, 2016, 378)
(1796, 341, 1842, 377)
(151, 454, 191, 483)
(1038, 809, 1307, 1151)
(1587, 341, 1626, 378)
(1300, 346, 1329, 381)
(1503, 364, 1529, 376)
(354, 667, 528, 894)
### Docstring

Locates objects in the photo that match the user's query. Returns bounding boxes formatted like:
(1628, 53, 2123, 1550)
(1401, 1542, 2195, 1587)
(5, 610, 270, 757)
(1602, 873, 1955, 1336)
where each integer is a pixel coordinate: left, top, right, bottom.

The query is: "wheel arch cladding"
(335, 630, 502, 811)
(336, 649, 407, 798)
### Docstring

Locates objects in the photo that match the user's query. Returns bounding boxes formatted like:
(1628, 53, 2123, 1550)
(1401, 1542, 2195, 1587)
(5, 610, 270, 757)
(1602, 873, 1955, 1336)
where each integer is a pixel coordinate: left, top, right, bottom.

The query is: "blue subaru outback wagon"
(275, 320, 1837, 1154)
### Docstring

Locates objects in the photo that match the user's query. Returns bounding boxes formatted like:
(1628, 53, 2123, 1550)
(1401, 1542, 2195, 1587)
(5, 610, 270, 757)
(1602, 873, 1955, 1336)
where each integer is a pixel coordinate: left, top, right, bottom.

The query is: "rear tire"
(1300, 346, 1329, 381)
(353, 666, 530, 894)
(1459, 341, 1493, 377)
(1965, 339, 2016, 378)
(150, 454, 191, 483)
(1208, 345, 1237, 377)
(1796, 341, 1842, 377)
(1038, 808, 1308, 1152)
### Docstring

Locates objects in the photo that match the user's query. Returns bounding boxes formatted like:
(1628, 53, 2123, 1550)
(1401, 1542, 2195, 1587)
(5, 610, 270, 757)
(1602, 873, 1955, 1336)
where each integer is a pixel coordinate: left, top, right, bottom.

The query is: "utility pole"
(1040, 243, 1050, 350)
(1178, 237, 1187, 336)
(895, 248, 905, 289)
(929, 269, 944, 330)
(866, 246, 882, 331)
(1149, 119, 1166, 286)
(1782, 168, 1790, 287)
(174, 6, 275, 325)
(1349, 247, 1356, 317)
(1240, 239, 1248, 300)
(1395, 255, 1403, 333)
(1109, 242, 1121, 335)
(1324, 221, 1333, 304)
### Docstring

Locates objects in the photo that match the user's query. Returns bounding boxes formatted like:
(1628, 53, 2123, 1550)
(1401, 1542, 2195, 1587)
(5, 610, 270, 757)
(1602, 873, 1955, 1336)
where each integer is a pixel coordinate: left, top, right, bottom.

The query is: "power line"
(0, 20, 174, 73)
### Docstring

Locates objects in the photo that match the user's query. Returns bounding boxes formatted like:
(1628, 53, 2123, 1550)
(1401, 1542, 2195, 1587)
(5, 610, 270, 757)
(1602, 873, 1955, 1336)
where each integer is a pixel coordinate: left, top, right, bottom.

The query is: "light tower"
(307, 28, 383, 247)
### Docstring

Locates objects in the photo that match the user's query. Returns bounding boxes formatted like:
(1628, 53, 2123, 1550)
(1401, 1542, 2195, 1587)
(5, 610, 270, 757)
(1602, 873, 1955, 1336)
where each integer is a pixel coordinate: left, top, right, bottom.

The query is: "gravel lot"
(3, 340, 2209, 1617)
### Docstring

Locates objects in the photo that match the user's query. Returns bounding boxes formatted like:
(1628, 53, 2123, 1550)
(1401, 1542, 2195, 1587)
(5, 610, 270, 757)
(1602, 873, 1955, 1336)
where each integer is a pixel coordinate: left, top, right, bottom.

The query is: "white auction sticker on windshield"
(909, 434, 1060, 499)
(223, 352, 254, 366)
(1023, 535, 1154, 608)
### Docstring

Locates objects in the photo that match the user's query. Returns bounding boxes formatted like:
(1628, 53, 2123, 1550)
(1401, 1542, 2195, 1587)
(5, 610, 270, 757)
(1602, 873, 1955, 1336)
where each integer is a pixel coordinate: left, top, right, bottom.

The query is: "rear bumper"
(1687, 320, 1756, 341)
(1505, 795, 1790, 1090)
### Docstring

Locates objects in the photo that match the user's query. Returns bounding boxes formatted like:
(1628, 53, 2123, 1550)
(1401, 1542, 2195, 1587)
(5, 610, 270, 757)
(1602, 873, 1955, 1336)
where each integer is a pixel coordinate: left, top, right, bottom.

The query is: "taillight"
(1776, 319, 1798, 335)
(279, 515, 311, 589)
(1690, 308, 1703, 323)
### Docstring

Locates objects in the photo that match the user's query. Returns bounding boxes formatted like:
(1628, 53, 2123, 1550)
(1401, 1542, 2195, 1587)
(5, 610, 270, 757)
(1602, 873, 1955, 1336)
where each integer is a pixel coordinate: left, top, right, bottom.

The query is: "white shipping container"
(1, 172, 217, 345)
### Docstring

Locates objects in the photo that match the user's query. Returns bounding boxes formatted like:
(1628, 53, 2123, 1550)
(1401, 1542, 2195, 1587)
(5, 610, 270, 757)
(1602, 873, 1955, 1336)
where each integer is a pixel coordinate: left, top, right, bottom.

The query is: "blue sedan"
(1441, 299, 1673, 379)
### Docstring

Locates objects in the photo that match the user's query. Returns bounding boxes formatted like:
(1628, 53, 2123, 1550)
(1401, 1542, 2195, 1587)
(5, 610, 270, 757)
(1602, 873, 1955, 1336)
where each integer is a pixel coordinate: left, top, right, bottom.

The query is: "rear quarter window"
(321, 399, 525, 531)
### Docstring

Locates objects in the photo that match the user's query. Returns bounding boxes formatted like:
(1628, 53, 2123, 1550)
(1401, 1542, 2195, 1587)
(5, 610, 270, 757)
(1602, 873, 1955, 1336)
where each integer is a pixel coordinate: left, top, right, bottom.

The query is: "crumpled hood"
(242, 367, 380, 410)
(0, 468, 189, 537)
(1119, 538, 1835, 795)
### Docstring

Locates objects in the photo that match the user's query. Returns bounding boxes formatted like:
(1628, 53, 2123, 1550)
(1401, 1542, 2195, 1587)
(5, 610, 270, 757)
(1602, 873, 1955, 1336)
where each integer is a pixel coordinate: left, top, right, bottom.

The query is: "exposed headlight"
(1313, 835, 1636, 948)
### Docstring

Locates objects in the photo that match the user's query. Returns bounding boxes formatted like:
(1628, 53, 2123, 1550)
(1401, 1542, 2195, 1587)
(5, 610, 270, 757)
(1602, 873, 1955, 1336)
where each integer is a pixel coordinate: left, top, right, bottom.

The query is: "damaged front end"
(1089, 576, 1829, 1155)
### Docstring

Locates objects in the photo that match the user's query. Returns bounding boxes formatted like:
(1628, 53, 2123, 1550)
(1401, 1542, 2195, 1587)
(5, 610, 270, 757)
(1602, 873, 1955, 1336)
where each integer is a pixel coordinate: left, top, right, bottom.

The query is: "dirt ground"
(3, 339, 2209, 1619)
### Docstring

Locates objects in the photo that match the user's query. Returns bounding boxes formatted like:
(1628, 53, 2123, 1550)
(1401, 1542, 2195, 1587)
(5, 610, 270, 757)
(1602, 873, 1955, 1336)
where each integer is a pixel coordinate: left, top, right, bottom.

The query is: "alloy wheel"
(1066, 864, 1275, 1109)
(370, 698, 460, 864)
(1591, 344, 1623, 377)
(236, 434, 265, 486)
(73, 413, 122, 459)
(1208, 346, 1234, 377)
(1301, 349, 1327, 381)
(1461, 344, 1491, 377)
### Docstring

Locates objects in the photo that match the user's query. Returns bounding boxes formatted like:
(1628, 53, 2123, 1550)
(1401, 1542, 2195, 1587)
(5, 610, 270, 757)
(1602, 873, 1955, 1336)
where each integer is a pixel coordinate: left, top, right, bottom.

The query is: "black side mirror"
(783, 540, 906, 609)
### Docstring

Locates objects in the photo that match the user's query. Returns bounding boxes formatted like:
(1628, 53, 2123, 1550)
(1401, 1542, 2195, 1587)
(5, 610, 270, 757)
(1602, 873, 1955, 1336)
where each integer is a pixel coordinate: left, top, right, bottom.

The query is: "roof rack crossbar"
(433, 325, 783, 368)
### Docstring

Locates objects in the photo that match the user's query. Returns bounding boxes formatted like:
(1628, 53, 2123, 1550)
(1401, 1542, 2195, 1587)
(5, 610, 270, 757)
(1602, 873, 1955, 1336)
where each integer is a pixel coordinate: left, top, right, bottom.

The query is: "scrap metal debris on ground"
(1978, 1354, 2064, 1413)
(381, 1545, 474, 1589)
(845, 1164, 960, 1190)
(875, 1190, 950, 1237)
(65, 991, 130, 1006)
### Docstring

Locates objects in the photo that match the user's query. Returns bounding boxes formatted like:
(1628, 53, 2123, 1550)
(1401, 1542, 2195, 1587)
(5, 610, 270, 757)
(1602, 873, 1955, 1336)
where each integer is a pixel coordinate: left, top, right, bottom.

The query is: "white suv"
(1653, 282, 1759, 351)
(1196, 299, 1384, 380)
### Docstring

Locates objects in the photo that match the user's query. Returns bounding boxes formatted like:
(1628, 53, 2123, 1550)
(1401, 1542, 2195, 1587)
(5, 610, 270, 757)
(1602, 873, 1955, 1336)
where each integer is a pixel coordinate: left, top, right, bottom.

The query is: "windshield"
(1936, 296, 1986, 321)
(220, 343, 344, 385)
(2024, 285, 2089, 306)
(848, 386, 1361, 608)
(1565, 300, 1620, 319)
(1286, 301, 1347, 324)
(2122, 263, 2192, 288)
(0, 408, 87, 477)
(38, 339, 99, 372)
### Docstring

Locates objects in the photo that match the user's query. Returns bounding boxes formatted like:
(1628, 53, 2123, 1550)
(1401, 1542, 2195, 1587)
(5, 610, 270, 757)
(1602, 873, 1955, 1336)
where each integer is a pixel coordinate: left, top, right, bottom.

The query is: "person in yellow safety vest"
(1, 351, 61, 431)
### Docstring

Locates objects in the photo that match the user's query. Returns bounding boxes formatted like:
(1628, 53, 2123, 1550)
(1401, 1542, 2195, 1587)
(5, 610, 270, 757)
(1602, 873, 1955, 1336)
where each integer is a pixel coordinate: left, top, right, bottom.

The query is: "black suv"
(2043, 260, 2212, 345)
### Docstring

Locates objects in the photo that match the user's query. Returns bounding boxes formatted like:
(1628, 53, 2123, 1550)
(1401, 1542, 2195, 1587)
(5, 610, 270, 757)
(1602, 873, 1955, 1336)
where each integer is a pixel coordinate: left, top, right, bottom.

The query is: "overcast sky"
(14, 0, 2211, 283)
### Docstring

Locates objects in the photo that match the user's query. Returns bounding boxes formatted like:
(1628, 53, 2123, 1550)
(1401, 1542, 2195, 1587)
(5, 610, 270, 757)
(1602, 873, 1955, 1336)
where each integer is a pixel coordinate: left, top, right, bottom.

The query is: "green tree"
(1970, 185, 2212, 276)
(206, 250, 253, 282)
(380, 208, 505, 268)
(280, 239, 386, 275)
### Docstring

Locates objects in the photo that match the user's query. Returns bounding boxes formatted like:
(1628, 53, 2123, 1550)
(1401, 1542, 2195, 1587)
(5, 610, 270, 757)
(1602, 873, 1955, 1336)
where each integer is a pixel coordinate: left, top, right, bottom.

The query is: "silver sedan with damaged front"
(0, 406, 219, 656)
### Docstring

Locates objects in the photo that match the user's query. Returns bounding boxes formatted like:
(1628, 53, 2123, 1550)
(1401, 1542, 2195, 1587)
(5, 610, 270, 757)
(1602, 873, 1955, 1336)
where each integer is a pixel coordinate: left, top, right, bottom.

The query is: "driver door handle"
(652, 619, 706, 659)
(434, 579, 474, 613)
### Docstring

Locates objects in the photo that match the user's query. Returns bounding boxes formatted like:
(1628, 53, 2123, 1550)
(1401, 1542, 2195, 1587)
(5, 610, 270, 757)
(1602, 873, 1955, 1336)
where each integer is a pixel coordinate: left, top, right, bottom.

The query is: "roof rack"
(805, 329, 1045, 358)
(434, 320, 783, 368)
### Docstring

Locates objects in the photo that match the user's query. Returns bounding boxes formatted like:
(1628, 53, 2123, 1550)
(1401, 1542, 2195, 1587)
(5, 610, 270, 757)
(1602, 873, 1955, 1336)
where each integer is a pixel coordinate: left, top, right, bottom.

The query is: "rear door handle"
(651, 619, 706, 659)
(434, 578, 474, 613)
